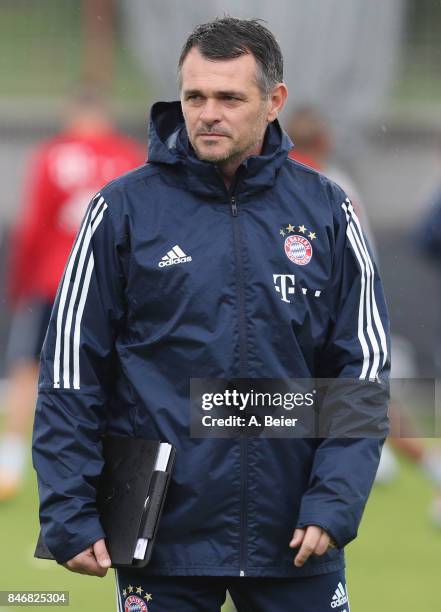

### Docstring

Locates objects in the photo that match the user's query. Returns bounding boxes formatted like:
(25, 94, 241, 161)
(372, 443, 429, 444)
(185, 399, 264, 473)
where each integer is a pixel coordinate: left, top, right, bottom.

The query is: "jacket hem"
(130, 559, 344, 577)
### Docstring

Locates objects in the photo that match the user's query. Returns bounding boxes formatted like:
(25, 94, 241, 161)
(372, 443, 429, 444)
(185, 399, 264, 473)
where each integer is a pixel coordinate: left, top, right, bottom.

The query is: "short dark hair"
(178, 17, 284, 97)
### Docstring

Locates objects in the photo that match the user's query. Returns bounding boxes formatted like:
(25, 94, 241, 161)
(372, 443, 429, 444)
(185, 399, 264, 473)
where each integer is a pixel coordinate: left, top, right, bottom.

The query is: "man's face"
(180, 47, 271, 167)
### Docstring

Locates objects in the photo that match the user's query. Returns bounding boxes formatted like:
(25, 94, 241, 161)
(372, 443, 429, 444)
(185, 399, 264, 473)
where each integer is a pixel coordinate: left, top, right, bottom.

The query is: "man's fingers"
(65, 557, 107, 577)
(62, 542, 109, 577)
(293, 526, 321, 567)
(314, 531, 331, 556)
(63, 545, 93, 573)
(93, 539, 112, 569)
(289, 528, 305, 548)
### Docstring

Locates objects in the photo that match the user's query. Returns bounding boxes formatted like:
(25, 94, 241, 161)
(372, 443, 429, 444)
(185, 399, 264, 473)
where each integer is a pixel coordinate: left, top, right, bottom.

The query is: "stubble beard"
(192, 107, 269, 171)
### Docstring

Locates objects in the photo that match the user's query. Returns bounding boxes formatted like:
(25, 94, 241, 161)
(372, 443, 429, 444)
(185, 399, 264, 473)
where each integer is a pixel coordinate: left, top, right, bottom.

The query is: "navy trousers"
(115, 569, 350, 611)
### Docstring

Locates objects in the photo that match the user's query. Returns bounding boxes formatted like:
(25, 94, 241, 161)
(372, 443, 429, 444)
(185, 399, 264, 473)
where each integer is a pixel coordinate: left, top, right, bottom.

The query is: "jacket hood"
(148, 100, 293, 198)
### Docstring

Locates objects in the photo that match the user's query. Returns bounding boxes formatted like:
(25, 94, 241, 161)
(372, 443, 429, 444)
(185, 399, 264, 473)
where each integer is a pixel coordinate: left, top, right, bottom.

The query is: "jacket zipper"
(230, 194, 248, 578)
(230, 196, 238, 217)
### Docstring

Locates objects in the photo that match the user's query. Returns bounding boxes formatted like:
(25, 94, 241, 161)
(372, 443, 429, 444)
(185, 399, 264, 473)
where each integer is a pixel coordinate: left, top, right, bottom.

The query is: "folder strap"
(141, 470, 169, 539)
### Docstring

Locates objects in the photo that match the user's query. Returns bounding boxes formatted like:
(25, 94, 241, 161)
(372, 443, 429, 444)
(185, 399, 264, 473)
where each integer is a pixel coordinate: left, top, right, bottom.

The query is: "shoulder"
(102, 162, 159, 193)
(283, 157, 349, 218)
(80, 164, 159, 238)
(98, 163, 160, 209)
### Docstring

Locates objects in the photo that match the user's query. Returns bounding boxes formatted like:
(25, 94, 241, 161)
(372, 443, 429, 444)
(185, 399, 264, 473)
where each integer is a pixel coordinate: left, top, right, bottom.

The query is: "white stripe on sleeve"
(53, 195, 108, 389)
(342, 200, 386, 379)
(62, 203, 108, 388)
(341, 203, 371, 379)
(346, 199, 388, 368)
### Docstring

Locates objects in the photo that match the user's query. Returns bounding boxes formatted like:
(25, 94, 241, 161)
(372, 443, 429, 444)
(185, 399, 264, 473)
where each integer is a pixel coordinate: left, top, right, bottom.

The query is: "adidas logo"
(330, 582, 348, 608)
(158, 245, 192, 267)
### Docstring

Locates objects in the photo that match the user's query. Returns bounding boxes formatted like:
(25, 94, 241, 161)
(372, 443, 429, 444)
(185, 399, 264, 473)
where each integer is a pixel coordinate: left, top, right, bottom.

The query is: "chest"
(124, 194, 336, 334)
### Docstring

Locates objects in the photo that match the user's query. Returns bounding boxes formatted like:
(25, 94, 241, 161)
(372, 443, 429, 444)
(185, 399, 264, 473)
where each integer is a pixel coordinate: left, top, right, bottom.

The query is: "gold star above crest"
(145, 593, 153, 601)
(122, 589, 127, 597)
(298, 224, 307, 233)
(308, 231, 316, 240)
(286, 224, 295, 233)
(279, 228, 286, 237)
(136, 586, 143, 595)
(128, 585, 133, 594)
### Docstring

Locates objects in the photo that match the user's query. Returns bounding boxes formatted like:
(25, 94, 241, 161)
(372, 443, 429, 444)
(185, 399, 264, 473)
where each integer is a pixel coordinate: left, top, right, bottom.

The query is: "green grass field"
(0, 450, 439, 611)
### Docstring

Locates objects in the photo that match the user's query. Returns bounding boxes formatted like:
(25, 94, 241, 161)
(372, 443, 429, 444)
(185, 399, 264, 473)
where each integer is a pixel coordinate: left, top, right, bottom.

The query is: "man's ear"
(267, 83, 288, 123)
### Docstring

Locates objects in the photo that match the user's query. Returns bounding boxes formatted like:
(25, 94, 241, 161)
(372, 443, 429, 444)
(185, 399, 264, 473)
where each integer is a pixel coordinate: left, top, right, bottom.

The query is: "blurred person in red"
(286, 105, 372, 237)
(287, 105, 441, 525)
(0, 85, 145, 500)
(286, 105, 332, 172)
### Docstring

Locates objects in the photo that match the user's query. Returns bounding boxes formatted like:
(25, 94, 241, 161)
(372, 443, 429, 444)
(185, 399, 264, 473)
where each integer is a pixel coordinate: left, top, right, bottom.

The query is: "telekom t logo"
(273, 274, 295, 303)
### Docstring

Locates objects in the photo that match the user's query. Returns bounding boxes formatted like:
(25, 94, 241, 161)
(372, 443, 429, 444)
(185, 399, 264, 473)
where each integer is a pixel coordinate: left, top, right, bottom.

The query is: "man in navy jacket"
(33, 17, 390, 611)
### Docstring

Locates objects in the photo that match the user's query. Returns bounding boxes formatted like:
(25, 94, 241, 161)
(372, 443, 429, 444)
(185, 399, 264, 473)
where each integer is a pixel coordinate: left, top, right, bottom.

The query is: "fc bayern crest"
(124, 595, 148, 612)
(284, 234, 313, 265)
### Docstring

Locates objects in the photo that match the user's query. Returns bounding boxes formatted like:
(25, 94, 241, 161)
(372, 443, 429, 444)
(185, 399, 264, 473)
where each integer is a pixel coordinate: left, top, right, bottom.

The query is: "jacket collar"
(148, 101, 292, 199)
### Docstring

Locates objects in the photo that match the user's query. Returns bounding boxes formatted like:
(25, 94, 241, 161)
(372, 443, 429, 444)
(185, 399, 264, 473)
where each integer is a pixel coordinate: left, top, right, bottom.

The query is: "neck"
(216, 138, 264, 190)
(216, 163, 237, 191)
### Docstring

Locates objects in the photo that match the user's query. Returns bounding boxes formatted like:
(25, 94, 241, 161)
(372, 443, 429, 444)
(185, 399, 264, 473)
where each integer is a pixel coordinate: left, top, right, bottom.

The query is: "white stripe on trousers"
(341, 201, 385, 379)
(53, 195, 107, 389)
(115, 569, 123, 612)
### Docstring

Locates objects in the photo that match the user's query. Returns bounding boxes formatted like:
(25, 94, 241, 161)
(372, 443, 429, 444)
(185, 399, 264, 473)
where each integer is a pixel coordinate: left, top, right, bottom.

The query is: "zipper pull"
(230, 196, 238, 217)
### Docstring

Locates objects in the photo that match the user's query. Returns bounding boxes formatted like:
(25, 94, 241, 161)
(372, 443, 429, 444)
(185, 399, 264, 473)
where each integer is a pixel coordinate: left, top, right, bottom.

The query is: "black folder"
(34, 435, 176, 568)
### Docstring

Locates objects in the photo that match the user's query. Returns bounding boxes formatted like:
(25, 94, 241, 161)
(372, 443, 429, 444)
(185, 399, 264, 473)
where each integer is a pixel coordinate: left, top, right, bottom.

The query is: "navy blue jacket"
(32, 101, 390, 577)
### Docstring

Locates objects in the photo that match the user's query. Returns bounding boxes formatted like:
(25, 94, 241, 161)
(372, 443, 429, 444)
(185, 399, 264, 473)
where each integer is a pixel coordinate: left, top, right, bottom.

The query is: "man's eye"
(188, 94, 202, 101)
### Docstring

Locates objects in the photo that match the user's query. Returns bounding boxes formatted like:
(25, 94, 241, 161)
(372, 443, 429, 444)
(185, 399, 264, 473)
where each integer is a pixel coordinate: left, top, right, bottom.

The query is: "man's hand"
(289, 526, 334, 567)
(63, 539, 111, 577)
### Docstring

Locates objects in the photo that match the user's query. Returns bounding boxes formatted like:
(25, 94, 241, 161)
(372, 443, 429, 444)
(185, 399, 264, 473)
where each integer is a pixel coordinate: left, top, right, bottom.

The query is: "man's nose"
(199, 99, 222, 125)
